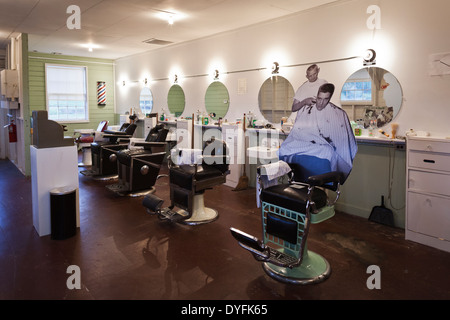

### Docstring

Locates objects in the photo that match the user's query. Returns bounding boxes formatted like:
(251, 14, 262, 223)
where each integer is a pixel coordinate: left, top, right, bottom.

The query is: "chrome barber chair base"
(78, 145, 92, 167)
(262, 251, 331, 285)
(106, 183, 156, 197)
(93, 174, 118, 181)
(179, 194, 219, 226)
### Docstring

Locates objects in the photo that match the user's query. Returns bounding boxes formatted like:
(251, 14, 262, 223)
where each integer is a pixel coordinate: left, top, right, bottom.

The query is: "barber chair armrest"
(102, 133, 133, 139)
(307, 171, 342, 189)
(134, 141, 167, 150)
(134, 157, 161, 170)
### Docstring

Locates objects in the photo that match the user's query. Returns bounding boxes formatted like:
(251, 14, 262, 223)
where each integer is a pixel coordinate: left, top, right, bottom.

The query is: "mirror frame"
(258, 75, 295, 124)
(139, 86, 153, 116)
(205, 81, 230, 120)
(340, 67, 403, 128)
(167, 84, 186, 117)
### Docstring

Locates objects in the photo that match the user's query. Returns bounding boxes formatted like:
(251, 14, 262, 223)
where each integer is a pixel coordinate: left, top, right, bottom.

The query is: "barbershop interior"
(0, 0, 449, 302)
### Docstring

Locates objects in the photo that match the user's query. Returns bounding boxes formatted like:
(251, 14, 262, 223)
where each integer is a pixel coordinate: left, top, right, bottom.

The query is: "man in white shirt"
(287, 64, 327, 124)
(279, 83, 357, 183)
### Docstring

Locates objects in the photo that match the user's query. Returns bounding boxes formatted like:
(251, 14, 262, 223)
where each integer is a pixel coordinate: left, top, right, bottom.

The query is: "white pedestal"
(30, 145, 80, 237)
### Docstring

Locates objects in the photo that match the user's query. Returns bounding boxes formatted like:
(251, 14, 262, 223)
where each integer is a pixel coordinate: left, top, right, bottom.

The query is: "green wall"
(28, 52, 116, 135)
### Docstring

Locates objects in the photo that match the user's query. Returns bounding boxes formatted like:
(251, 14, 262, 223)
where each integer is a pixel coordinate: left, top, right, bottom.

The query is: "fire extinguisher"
(8, 120, 17, 143)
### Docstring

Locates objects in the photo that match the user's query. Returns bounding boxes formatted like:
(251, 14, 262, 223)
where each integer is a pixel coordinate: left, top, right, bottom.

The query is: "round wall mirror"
(205, 81, 230, 120)
(340, 67, 403, 128)
(167, 84, 185, 117)
(139, 87, 153, 116)
(258, 75, 294, 123)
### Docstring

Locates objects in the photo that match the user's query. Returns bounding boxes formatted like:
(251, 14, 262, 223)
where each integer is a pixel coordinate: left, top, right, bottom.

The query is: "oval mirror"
(258, 75, 295, 123)
(167, 84, 185, 117)
(340, 67, 403, 128)
(205, 81, 230, 120)
(139, 87, 153, 116)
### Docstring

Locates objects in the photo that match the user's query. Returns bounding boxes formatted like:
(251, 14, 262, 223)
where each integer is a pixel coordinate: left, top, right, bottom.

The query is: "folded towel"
(256, 160, 291, 207)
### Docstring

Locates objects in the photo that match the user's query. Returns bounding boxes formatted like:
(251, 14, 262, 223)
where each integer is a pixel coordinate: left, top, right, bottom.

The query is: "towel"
(256, 160, 291, 207)
(171, 148, 203, 165)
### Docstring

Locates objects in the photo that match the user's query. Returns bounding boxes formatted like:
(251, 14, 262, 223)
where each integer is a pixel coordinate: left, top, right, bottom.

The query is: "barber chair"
(80, 123, 137, 180)
(230, 160, 344, 285)
(74, 120, 109, 166)
(105, 124, 169, 197)
(143, 138, 230, 225)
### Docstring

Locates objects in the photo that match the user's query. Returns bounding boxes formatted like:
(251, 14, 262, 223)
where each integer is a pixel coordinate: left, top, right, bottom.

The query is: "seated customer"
(278, 83, 357, 183)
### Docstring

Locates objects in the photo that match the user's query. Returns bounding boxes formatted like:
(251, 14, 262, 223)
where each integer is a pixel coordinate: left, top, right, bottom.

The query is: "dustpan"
(369, 196, 395, 227)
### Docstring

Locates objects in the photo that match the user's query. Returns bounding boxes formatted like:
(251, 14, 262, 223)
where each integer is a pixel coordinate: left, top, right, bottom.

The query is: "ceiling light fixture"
(168, 15, 174, 25)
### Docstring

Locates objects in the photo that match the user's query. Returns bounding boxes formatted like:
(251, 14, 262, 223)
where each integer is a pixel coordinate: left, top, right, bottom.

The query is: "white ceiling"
(0, 0, 338, 60)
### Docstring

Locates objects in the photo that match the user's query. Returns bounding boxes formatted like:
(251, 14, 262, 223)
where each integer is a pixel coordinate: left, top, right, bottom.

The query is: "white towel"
(256, 160, 291, 207)
(171, 148, 203, 165)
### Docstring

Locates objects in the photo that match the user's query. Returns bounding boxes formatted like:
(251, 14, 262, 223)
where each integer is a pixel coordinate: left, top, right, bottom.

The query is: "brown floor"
(0, 158, 449, 302)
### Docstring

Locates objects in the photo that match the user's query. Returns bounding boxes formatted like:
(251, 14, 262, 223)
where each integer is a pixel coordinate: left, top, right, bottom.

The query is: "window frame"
(340, 78, 373, 106)
(45, 63, 89, 123)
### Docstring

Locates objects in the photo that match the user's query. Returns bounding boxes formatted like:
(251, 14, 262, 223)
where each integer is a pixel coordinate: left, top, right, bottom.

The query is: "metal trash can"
(50, 186, 77, 240)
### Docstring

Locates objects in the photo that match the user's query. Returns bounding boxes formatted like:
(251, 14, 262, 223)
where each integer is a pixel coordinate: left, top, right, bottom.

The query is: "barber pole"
(97, 81, 106, 105)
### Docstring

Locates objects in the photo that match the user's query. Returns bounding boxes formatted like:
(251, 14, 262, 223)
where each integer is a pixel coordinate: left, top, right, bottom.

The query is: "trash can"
(50, 186, 77, 240)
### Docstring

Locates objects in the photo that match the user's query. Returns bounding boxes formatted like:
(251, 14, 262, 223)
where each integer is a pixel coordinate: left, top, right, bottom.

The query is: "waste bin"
(50, 186, 77, 240)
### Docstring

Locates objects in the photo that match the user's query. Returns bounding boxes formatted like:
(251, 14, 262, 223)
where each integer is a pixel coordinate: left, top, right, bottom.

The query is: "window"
(45, 64, 88, 122)
(340, 80, 372, 103)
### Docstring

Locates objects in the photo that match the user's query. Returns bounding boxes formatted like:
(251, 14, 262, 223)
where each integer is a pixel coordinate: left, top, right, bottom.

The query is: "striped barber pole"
(97, 81, 106, 105)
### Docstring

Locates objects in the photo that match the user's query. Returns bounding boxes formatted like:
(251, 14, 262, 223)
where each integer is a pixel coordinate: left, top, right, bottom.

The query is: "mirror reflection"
(139, 87, 153, 116)
(205, 81, 230, 120)
(340, 67, 403, 128)
(258, 76, 294, 123)
(167, 84, 185, 117)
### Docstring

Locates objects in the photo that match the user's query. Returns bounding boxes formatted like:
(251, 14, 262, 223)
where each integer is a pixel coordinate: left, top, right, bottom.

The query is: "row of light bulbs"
(121, 62, 280, 86)
(121, 49, 375, 86)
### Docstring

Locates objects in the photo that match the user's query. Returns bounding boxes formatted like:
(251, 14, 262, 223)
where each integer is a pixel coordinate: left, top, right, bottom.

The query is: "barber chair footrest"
(159, 208, 190, 222)
(262, 250, 331, 285)
(80, 169, 118, 181)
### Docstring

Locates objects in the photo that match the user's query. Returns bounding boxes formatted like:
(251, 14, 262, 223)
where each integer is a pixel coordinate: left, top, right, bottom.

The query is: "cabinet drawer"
(408, 150, 450, 172)
(408, 138, 450, 153)
(408, 170, 450, 196)
(407, 192, 450, 241)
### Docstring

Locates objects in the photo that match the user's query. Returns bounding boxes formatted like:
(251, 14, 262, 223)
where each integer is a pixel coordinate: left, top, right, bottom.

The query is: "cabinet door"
(407, 192, 450, 241)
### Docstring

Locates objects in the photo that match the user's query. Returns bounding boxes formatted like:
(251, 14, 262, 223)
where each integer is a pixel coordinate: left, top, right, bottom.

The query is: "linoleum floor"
(0, 159, 449, 302)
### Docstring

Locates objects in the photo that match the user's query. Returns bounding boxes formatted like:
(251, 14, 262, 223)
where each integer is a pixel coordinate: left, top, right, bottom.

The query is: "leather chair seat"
(170, 164, 225, 190)
(261, 183, 327, 213)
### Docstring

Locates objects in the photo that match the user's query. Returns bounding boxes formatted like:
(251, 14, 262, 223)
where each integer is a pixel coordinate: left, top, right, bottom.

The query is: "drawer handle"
(423, 159, 436, 164)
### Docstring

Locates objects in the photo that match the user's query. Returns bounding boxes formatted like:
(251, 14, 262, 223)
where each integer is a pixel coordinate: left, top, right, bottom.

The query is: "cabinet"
(0, 69, 19, 100)
(406, 136, 450, 252)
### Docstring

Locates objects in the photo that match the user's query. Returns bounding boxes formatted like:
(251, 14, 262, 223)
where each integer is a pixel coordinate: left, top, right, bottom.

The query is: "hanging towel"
(256, 160, 291, 207)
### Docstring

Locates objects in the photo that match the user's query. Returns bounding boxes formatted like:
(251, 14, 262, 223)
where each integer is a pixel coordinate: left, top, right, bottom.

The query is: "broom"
(233, 114, 249, 191)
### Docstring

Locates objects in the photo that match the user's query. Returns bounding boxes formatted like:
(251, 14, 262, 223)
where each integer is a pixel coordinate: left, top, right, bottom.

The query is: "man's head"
(306, 64, 320, 82)
(316, 83, 335, 111)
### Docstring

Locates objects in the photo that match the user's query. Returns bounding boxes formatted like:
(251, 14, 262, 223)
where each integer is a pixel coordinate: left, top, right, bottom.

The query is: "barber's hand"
(302, 97, 316, 106)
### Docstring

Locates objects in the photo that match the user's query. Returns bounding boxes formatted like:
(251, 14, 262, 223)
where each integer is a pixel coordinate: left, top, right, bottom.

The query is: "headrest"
(96, 121, 108, 132)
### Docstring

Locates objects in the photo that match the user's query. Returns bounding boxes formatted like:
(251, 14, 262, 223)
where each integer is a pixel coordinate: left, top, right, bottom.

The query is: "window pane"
(46, 65, 88, 122)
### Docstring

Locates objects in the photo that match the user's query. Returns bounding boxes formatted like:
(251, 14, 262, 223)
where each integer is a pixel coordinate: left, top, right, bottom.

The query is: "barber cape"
(279, 102, 357, 182)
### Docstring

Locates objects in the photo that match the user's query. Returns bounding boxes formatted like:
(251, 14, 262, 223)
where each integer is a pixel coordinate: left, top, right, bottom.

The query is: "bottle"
(368, 120, 374, 137)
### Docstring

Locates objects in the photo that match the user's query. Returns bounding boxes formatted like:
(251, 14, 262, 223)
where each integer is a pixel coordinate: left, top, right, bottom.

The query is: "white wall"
(115, 0, 450, 138)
